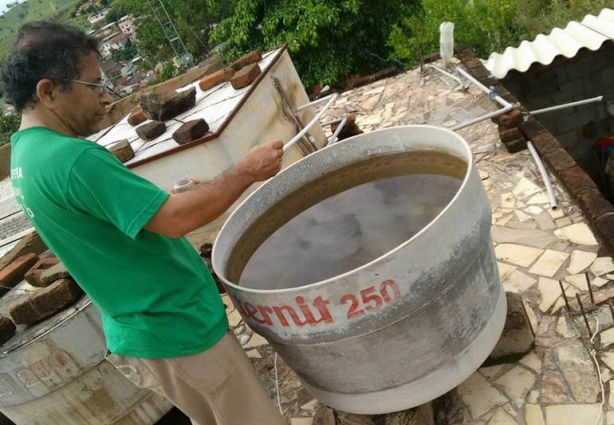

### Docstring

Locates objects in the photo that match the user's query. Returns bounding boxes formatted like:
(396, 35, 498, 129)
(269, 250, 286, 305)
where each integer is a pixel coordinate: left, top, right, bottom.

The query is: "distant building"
(88, 10, 109, 25)
(100, 60, 123, 78)
(118, 15, 138, 43)
(95, 22, 118, 40)
(99, 32, 130, 59)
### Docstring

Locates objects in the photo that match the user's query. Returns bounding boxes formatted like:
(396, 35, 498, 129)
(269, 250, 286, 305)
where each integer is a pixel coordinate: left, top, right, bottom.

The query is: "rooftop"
(210, 56, 613, 424)
(486, 7, 614, 79)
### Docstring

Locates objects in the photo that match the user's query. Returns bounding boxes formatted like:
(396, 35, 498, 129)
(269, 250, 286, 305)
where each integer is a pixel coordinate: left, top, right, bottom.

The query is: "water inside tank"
(229, 150, 468, 290)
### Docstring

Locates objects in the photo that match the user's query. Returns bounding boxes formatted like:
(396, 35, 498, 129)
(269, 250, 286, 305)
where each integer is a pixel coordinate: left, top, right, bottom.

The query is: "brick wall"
(502, 45, 614, 179)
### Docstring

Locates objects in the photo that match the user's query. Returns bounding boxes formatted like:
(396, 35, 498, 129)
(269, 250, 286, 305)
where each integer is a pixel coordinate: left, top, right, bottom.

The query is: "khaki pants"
(106, 331, 287, 425)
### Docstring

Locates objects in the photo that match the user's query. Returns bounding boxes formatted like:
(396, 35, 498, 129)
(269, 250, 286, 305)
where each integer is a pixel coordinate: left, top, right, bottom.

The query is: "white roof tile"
(485, 8, 614, 79)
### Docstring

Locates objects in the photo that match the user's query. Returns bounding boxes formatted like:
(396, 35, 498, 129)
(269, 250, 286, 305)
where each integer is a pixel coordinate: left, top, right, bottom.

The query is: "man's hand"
(236, 140, 284, 182)
(145, 140, 285, 238)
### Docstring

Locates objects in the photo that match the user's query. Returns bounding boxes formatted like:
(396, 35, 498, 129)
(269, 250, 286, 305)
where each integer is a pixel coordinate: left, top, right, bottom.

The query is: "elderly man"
(0, 21, 286, 425)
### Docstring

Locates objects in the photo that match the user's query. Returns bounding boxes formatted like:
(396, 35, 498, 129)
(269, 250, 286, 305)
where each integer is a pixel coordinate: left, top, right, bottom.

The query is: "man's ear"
(35, 79, 60, 110)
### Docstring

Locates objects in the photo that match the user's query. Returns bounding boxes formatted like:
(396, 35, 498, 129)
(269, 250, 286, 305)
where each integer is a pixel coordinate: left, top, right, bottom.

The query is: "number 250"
(340, 280, 401, 319)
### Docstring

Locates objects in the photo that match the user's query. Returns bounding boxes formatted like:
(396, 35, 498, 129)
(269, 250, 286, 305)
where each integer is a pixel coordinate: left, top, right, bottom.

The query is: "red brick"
(140, 87, 196, 121)
(40, 262, 70, 287)
(530, 131, 560, 156)
(10, 278, 83, 325)
(519, 117, 549, 139)
(0, 254, 39, 289)
(172, 119, 210, 145)
(0, 232, 46, 272)
(498, 127, 522, 143)
(109, 140, 134, 163)
(127, 108, 147, 126)
(544, 148, 576, 172)
(576, 189, 614, 222)
(230, 51, 262, 71)
(559, 166, 598, 197)
(0, 316, 15, 345)
(136, 121, 166, 141)
(595, 213, 614, 254)
(230, 64, 262, 90)
(492, 109, 524, 128)
(199, 68, 236, 91)
(24, 257, 60, 288)
(331, 114, 364, 141)
(422, 51, 441, 64)
(503, 137, 527, 154)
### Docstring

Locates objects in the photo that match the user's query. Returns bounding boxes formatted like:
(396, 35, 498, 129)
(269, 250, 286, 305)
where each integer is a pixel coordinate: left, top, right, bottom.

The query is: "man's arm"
(144, 140, 284, 238)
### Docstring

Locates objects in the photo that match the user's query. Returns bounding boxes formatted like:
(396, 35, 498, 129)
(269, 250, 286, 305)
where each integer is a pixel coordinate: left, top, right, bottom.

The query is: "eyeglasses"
(65, 68, 111, 94)
(68, 76, 110, 94)
(68, 79, 110, 93)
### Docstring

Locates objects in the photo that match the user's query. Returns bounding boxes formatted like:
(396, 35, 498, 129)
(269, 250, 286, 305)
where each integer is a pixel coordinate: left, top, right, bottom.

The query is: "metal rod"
(271, 76, 315, 154)
(425, 64, 465, 89)
(450, 105, 514, 131)
(284, 94, 338, 152)
(609, 300, 614, 322)
(450, 67, 514, 131)
(295, 94, 336, 113)
(527, 141, 558, 210)
(585, 272, 595, 306)
(328, 117, 348, 145)
(559, 279, 571, 312)
(456, 67, 513, 109)
(530, 96, 604, 115)
(576, 293, 592, 335)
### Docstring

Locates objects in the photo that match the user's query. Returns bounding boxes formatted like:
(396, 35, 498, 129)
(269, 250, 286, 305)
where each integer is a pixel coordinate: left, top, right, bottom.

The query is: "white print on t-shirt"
(11, 167, 35, 219)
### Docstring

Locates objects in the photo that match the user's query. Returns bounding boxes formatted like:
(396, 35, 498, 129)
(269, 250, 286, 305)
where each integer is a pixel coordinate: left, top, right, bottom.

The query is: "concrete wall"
(503, 44, 614, 190)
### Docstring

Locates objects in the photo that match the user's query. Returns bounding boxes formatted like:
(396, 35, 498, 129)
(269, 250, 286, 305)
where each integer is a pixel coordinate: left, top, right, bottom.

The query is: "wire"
(566, 313, 605, 425)
(589, 317, 605, 425)
(274, 352, 282, 414)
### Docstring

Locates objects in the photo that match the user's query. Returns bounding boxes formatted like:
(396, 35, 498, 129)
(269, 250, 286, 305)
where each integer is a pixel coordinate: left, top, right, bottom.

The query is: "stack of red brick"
(492, 109, 527, 153)
(0, 232, 83, 347)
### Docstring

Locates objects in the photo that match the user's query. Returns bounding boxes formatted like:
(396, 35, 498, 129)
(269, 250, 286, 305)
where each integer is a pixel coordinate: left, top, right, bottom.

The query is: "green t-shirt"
(11, 127, 228, 358)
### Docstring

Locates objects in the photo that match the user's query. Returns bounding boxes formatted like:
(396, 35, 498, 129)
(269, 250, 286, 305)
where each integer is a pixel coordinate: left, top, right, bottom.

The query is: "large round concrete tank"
(212, 126, 506, 414)
(0, 290, 172, 424)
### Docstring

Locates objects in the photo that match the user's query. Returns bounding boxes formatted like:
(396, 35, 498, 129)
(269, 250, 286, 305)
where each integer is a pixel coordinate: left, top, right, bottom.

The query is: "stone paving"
(218, 56, 614, 425)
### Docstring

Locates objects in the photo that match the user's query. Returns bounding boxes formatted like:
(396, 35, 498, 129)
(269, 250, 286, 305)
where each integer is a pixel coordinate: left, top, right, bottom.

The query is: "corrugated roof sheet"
(485, 8, 614, 79)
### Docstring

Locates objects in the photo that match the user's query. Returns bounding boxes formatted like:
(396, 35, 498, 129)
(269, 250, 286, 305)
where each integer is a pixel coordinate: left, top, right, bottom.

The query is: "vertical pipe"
(526, 141, 558, 210)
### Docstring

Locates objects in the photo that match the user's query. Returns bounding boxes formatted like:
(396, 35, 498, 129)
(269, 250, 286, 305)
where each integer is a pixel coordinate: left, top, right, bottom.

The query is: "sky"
(0, 0, 26, 16)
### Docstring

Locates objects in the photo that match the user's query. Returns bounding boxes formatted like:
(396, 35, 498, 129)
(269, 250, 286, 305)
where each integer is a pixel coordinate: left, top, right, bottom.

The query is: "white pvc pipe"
(425, 64, 465, 89)
(295, 94, 336, 113)
(451, 67, 514, 131)
(321, 117, 344, 126)
(328, 117, 348, 145)
(527, 141, 558, 210)
(531, 96, 604, 115)
(450, 104, 513, 131)
(456, 67, 511, 108)
(284, 94, 338, 152)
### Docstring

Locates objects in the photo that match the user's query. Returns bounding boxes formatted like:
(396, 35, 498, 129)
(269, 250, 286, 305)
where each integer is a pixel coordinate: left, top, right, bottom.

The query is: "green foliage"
(111, 42, 138, 61)
(212, 0, 421, 90)
(516, 0, 612, 37)
(158, 61, 176, 81)
(388, 0, 527, 68)
(0, 114, 20, 147)
(0, 0, 81, 60)
(108, 0, 233, 63)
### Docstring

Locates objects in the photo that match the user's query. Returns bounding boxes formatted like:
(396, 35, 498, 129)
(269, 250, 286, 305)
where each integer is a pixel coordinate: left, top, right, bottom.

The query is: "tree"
(388, 0, 527, 67)
(211, 0, 420, 90)
(108, 0, 233, 63)
(111, 43, 138, 61)
(0, 114, 20, 147)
